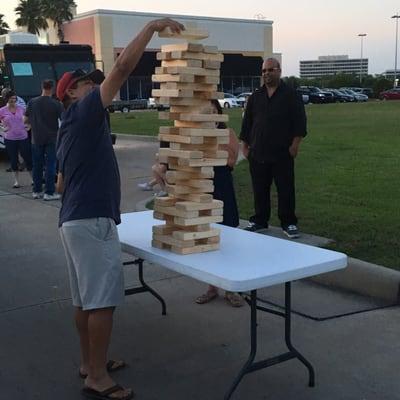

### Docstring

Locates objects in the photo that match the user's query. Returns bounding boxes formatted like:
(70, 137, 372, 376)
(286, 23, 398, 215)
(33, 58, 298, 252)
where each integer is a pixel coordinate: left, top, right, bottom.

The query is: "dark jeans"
(249, 155, 297, 228)
(32, 143, 56, 194)
(4, 138, 32, 172)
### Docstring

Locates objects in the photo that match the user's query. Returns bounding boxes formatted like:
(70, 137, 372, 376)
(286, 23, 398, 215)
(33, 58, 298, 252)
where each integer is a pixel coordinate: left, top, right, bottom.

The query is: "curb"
(114, 133, 158, 142)
(310, 258, 400, 303)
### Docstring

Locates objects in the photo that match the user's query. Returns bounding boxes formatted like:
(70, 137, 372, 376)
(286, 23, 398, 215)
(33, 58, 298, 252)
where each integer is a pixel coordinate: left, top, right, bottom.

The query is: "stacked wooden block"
(151, 30, 229, 255)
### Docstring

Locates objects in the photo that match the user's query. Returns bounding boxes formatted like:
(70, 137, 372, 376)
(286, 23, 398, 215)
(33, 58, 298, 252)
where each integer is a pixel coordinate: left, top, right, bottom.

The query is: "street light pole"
(392, 14, 400, 87)
(358, 33, 367, 85)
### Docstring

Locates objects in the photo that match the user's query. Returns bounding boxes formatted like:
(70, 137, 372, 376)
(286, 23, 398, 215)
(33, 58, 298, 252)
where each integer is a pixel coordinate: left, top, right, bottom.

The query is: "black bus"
(0, 43, 96, 102)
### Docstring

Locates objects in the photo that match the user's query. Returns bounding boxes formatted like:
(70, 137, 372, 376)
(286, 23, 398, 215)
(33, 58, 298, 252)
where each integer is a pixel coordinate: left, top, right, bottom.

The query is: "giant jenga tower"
(151, 25, 229, 255)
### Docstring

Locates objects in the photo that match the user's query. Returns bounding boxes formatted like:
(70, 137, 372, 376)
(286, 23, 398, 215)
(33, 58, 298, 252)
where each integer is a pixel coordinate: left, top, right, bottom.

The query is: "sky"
(1, 0, 399, 76)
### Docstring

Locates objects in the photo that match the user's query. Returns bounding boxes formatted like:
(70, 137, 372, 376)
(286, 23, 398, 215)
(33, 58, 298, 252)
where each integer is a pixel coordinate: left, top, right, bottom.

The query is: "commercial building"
(299, 55, 368, 79)
(48, 9, 280, 98)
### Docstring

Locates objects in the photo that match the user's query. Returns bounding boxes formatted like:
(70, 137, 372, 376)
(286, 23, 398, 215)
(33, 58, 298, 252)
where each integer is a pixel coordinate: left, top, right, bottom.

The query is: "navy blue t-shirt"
(56, 87, 121, 227)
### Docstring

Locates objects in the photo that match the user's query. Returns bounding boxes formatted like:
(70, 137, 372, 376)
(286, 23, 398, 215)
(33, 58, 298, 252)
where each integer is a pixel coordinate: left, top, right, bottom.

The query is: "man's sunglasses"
(262, 67, 280, 73)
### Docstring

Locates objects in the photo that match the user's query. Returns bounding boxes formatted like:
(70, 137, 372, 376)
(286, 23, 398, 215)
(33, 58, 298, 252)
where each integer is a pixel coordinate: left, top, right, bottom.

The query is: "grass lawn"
(111, 102, 400, 270)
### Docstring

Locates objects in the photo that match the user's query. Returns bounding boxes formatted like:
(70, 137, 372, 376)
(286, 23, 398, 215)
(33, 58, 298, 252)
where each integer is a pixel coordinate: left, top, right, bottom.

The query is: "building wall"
(64, 9, 275, 75)
(63, 17, 96, 53)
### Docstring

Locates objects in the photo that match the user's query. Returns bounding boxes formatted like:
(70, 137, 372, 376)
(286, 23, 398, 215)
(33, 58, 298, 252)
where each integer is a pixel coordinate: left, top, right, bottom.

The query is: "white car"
(218, 93, 239, 108)
(235, 92, 253, 107)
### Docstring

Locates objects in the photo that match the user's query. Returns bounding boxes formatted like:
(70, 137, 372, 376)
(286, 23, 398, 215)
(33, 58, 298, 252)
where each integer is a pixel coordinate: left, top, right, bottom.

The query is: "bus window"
(10, 62, 54, 98)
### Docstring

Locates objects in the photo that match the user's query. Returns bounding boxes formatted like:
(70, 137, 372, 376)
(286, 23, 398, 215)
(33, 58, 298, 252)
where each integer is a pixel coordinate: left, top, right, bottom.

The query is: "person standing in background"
(0, 90, 32, 188)
(25, 80, 63, 200)
(240, 58, 307, 239)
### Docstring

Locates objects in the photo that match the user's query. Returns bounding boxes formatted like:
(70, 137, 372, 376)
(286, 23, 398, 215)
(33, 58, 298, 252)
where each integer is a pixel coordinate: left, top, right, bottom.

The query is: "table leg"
(123, 259, 167, 315)
(284, 282, 315, 387)
(224, 283, 315, 399)
(224, 290, 257, 400)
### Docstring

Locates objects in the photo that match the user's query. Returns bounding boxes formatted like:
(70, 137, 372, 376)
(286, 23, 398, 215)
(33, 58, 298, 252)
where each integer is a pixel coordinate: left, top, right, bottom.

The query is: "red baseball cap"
(56, 69, 105, 101)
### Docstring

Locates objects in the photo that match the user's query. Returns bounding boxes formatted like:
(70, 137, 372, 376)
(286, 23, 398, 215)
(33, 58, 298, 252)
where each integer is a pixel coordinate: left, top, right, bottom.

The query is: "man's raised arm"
(100, 18, 184, 108)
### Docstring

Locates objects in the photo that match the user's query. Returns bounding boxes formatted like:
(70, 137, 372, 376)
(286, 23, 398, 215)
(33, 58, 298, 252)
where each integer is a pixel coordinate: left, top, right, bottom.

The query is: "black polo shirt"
(240, 81, 307, 162)
(56, 87, 121, 227)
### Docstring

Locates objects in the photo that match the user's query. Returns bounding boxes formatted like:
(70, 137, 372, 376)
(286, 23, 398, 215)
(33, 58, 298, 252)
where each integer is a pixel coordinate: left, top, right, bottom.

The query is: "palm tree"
(0, 14, 10, 35)
(41, 0, 76, 42)
(15, 0, 48, 35)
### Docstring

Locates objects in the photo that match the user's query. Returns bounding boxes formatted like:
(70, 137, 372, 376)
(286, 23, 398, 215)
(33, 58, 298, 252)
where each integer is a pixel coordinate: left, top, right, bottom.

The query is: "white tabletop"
(118, 211, 347, 292)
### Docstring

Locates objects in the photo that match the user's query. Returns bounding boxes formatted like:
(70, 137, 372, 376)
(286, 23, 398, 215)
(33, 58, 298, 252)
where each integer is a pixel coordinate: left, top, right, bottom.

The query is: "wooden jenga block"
(161, 59, 203, 68)
(169, 51, 223, 62)
(161, 82, 218, 91)
(158, 97, 210, 107)
(152, 89, 194, 98)
(195, 75, 220, 84)
(166, 170, 214, 181)
(172, 228, 220, 241)
(166, 183, 214, 195)
(181, 127, 229, 136)
(204, 45, 218, 54)
(203, 60, 221, 69)
(159, 113, 228, 122)
(158, 134, 204, 145)
(170, 142, 217, 151)
(176, 193, 213, 203)
(155, 66, 220, 77)
(151, 74, 194, 83)
(178, 158, 227, 167)
(174, 215, 223, 226)
(174, 121, 216, 129)
(159, 27, 209, 40)
(153, 205, 199, 219)
(154, 196, 177, 207)
(175, 200, 223, 211)
(161, 43, 204, 53)
(159, 148, 203, 159)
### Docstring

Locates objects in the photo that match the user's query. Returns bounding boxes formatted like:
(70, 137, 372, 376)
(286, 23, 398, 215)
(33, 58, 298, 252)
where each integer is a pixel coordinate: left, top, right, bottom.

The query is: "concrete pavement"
(0, 135, 399, 400)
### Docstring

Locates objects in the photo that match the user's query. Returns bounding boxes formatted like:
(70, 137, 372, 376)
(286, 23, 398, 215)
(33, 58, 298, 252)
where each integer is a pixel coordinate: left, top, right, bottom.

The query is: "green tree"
(41, 0, 76, 42)
(15, 0, 48, 35)
(0, 14, 10, 35)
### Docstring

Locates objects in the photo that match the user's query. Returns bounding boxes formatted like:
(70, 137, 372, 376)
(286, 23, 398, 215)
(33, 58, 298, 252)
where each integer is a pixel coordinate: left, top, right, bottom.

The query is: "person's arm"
(56, 172, 64, 194)
(100, 18, 184, 108)
(226, 128, 239, 167)
(239, 94, 254, 158)
(289, 91, 307, 158)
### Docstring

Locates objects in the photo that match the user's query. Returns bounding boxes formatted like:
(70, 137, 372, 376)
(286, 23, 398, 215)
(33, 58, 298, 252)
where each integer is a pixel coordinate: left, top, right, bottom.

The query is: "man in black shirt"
(240, 58, 307, 238)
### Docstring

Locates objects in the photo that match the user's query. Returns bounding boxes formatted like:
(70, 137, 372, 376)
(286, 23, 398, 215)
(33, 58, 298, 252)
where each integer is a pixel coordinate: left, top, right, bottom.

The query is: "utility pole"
(392, 14, 400, 87)
(358, 33, 367, 85)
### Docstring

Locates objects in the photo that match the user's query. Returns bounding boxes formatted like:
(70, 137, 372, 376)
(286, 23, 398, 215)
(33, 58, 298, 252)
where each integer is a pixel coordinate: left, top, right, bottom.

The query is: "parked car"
(235, 92, 252, 107)
(147, 97, 169, 111)
(379, 88, 400, 100)
(108, 99, 148, 113)
(218, 93, 239, 108)
(296, 86, 327, 104)
(324, 88, 354, 102)
(340, 89, 368, 102)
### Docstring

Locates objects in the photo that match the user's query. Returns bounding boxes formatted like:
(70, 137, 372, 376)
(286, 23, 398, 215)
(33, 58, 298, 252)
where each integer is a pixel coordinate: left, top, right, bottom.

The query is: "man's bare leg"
(84, 308, 132, 398)
(75, 307, 90, 376)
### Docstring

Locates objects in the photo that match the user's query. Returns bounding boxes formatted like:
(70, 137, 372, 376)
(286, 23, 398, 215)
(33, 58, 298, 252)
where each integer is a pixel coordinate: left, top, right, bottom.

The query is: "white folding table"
(118, 211, 347, 399)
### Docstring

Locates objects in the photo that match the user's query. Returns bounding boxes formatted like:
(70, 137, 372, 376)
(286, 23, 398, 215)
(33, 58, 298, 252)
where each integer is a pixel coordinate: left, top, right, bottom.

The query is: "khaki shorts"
(60, 217, 125, 310)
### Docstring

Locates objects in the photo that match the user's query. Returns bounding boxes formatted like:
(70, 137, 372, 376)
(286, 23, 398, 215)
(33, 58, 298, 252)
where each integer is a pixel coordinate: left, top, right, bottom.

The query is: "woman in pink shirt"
(0, 91, 32, 188)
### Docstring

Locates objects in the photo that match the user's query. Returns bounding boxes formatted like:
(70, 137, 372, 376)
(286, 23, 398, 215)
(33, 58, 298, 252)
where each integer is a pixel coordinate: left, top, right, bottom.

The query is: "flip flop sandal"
(195, 291, 219, 304)
(79, 360, 127, 379)
(81, 384, 134, 400)
(224, 292, 244, 308)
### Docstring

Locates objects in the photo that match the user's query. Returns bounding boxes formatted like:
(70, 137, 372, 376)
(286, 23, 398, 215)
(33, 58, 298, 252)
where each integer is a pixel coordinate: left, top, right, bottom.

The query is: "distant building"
(0, 32, 38, 49)
(299, 55, 368, 79)
(381, 69, 399, 81)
